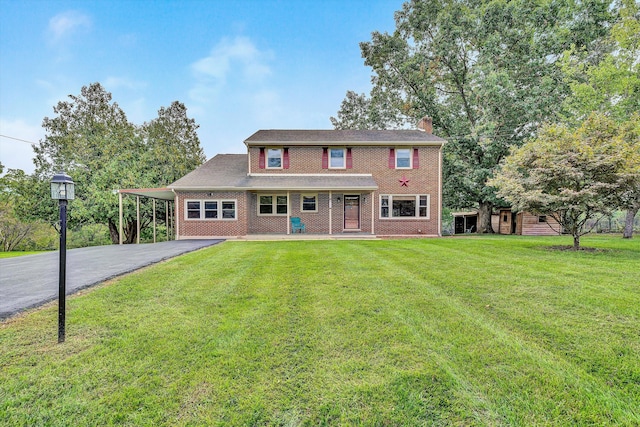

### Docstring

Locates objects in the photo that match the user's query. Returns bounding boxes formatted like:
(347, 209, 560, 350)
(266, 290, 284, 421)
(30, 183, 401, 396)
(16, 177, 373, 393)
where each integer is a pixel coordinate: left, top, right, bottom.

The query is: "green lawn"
(1, 235, 639, 426)
(0, 250, 47, 258)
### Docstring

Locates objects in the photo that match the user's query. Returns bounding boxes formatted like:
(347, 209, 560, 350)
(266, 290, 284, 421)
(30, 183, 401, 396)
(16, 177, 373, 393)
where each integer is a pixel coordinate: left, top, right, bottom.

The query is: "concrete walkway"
(0, 240, 223, 319)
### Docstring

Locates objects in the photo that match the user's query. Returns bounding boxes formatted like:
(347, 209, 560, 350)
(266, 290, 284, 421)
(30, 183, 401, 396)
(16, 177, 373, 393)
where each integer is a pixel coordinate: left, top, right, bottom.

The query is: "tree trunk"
(573, 234, 580, 251)
(477, 201, 494, 233)
(108, 220, 120, 244)
(623, 207, 638, 239)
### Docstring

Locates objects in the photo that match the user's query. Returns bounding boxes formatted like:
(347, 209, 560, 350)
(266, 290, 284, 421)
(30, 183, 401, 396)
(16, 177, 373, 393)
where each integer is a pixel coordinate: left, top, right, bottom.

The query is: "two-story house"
(167, 119, 445, 238)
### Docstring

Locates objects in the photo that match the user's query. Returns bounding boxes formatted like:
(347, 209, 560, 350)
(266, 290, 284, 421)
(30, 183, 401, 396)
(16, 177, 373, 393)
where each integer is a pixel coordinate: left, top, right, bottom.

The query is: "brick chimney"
(417, 116, 433, 133)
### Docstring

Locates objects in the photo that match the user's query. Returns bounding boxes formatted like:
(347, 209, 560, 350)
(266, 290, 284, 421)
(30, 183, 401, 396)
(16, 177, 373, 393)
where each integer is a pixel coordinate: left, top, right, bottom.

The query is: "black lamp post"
(50, 172, 75, 343)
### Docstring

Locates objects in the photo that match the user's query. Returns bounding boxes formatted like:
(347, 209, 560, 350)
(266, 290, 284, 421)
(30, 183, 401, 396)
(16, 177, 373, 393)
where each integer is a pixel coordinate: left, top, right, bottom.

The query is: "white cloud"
(0, 119, 44, 173)
(189, 36, 273, 104)
(48, 10, 91, 43)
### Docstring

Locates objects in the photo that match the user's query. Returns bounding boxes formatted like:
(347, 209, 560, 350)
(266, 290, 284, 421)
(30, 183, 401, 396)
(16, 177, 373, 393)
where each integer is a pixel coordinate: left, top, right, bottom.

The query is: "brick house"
(166, 121, 445, 239)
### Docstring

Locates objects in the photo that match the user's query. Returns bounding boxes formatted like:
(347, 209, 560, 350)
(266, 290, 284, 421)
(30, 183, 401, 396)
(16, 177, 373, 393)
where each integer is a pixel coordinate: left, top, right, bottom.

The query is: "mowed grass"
(1, 235, 639, 426)
(0, 251, 47, 258)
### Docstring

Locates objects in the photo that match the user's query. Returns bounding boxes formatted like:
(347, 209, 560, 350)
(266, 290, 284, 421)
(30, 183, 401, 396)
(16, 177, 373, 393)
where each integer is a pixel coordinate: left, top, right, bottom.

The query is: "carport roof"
(118, 188, 175, 200)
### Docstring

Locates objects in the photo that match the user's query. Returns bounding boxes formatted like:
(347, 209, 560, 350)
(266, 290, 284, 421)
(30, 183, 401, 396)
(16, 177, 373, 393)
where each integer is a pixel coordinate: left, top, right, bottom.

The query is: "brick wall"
(175, 191, 247, 238)
(249, 145, 442, 235)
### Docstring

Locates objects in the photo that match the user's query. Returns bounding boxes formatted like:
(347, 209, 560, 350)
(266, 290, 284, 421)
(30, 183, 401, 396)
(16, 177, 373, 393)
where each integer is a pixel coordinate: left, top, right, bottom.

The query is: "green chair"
(290, 217, 306, 233)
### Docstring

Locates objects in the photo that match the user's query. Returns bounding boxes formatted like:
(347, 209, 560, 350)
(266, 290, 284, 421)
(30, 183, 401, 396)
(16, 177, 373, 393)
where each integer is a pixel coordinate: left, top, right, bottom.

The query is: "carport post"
(136, 196, 140, 244)
(153, 199, 156, 243)
(165, 201, 169, 241)
(118, 191, 123, 245)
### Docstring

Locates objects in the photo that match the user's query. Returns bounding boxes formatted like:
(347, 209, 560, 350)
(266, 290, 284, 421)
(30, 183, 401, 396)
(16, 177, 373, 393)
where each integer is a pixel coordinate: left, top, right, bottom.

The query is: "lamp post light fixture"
(50, 172, 75, 343)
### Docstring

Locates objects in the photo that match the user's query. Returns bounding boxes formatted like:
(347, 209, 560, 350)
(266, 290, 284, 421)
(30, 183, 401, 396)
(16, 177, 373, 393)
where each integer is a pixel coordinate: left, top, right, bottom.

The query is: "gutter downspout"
(119, 191, 123, 245)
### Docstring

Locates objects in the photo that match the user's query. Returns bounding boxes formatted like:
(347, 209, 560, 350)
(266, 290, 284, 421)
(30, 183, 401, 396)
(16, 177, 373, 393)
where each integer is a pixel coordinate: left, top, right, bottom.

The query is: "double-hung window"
(300, 194, 317, 212)
(186, 199, 236, 220)
(267, 148, 283, 168)
(329, 148, 346, 168)
(259, 195, 288, 215)
(380, 195, 429, 218)
(395, 148, 412, 169)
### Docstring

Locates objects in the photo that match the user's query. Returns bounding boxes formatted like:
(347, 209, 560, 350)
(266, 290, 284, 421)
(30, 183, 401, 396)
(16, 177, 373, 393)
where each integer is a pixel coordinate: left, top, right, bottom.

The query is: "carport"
(117, 188, 176, 245)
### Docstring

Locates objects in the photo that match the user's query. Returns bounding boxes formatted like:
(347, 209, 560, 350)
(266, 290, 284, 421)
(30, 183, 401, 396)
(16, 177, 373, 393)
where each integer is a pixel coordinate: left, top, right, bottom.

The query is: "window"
(259, 194, 288, 215)
(267, 148, 282, 168)
(380, 195, 429, 218)
(301, 194, 317, 212)
(396, 148, 412, 168)
(185, 200, 235, 220)
(187, 201, 201, 219)
(329, 148, 346, 168)
(538, 215, 547, 223)
(205, 201, 218, 219)
(222, 201, 236, 219)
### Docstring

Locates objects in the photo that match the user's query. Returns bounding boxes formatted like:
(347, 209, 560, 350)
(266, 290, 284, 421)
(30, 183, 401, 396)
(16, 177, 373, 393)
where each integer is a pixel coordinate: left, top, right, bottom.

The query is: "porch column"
(371, 191, 375, 235)
(136, 196, 140, 244)
(152, 198, 156, 243)
(329, 191, 333, 235)
(287, 190, 291, 235)
(165, 201, 169, 241)
(118, 191, 123, 245)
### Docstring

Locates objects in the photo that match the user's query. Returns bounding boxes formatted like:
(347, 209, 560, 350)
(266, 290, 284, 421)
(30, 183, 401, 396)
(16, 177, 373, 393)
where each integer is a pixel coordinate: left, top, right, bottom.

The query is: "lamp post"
(50, 172, 75, 343)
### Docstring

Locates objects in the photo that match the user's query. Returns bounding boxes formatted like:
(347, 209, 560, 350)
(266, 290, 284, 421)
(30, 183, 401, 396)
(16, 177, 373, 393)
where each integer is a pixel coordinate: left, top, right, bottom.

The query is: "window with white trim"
(185, 200, 236, 220)
(329, 148, 346, 168)
(300, 194, 317, 212)
(380, 195, 429, 218)
(259, 194, 288, 215)
(396, 148, 412, 169)
(267, 148, 282, 168)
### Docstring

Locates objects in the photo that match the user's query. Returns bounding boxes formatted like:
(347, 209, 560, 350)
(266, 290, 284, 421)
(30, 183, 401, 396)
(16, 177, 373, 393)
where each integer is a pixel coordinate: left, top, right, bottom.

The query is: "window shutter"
(346, 148, 353, 169)
(388, 148, 395, 169)
(413, 148, 419, 169)
(322, 147, 328, 169)
(283, 147, 290, 169)
(259, 147, 265, 169)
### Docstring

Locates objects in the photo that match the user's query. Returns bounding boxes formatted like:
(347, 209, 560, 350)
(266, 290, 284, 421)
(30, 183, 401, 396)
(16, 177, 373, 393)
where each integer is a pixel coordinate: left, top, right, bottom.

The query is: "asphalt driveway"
(0, 240, 223, 319)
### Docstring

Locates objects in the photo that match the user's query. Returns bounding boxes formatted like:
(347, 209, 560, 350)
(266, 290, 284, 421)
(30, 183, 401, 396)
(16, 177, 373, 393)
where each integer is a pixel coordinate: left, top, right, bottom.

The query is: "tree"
(562, 0, 640, 238)
(332, 0, 613, 232)
(0, 166, 42, 251)
(33, 83, 205, 244)
(489, 113, 638, 250)
(141, 101, 206, 185)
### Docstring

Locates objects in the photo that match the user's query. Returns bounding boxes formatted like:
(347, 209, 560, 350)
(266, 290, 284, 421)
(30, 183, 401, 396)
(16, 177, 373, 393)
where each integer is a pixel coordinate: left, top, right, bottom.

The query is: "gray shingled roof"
(244, 129, 445, 145)
(169, 154, 378, 191)
(169, 154, 248, 189)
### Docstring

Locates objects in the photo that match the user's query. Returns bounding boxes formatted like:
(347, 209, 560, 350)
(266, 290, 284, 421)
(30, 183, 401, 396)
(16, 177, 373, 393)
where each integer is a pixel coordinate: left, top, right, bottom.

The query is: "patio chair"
(290, 217, 306, 233)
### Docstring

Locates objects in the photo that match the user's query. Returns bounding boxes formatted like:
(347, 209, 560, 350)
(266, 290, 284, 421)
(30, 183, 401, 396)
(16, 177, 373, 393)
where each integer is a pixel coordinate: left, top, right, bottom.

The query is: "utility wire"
(0, 134, 39, 145)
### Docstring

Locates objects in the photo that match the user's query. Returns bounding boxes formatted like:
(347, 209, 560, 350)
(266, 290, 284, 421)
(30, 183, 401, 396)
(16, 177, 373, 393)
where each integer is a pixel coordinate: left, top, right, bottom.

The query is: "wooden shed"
(453, 208, 562, 236)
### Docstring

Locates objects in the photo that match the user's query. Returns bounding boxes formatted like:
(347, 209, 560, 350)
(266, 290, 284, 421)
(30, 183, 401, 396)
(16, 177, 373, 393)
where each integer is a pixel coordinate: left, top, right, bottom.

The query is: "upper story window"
(329, 148, 346, 168)
(267, 148, 282, 168)
(389, 148, 419, 169)
(396, 148, 412, 169)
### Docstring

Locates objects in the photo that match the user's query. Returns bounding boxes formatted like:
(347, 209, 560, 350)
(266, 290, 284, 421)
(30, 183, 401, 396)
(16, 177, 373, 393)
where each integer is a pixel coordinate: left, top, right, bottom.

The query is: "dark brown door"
(344, 196, 360, 230)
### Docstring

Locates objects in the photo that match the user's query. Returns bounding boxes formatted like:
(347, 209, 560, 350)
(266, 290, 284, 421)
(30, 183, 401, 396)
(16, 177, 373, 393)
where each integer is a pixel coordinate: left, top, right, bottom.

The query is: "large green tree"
(562, 0, 640, 237)
(33, 83, 205, 243)
(332, 0, 613, 232)
(490, 113, 639, 250)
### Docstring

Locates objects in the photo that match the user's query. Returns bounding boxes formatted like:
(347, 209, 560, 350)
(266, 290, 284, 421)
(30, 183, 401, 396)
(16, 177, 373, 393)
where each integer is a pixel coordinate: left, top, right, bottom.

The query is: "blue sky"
(0, 0, 402, 173)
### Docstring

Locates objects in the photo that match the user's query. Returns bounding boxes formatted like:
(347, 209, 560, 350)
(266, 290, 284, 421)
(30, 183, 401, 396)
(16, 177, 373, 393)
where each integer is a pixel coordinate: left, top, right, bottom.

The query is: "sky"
(0, 0, 402, 173)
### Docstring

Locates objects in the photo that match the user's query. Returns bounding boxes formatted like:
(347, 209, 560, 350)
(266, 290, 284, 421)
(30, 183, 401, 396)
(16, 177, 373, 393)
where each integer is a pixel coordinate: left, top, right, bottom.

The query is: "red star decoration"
(399, 176, 410, 187)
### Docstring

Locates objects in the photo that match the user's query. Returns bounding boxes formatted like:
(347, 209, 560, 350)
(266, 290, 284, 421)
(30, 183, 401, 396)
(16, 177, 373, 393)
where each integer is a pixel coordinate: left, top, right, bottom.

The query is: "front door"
(344, 195, 360, 230)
